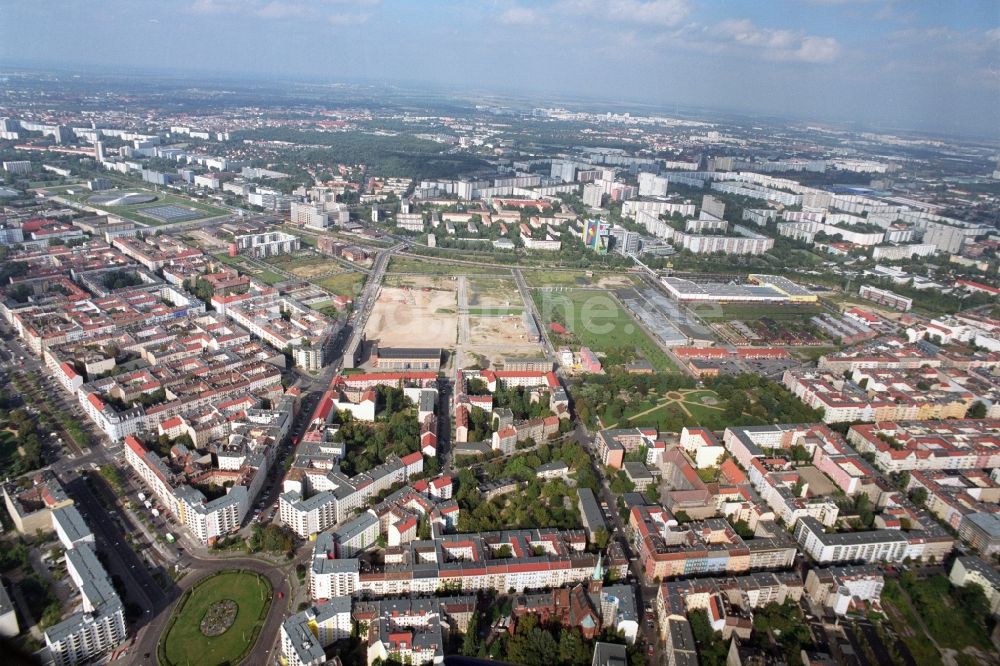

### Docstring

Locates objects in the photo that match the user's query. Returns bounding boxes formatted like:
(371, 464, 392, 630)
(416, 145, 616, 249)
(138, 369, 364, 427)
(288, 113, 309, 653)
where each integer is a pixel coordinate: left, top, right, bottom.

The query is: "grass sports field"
(533, 289, 676, 372)
(54, 184, 228, 225)
(160, 571, 272, 666)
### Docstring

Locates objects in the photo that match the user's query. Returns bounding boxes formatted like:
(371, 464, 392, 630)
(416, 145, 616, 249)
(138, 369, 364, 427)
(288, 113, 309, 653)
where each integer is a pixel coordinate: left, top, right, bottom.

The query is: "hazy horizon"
(2, 0, 999, 138)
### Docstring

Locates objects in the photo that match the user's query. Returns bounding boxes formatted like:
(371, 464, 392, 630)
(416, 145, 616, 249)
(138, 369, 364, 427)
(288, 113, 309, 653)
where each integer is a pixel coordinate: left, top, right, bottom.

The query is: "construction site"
(365, 283, 459, 348)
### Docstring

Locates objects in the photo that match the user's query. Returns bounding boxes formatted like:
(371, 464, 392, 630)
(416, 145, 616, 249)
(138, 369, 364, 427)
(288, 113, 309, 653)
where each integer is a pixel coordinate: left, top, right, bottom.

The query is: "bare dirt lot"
(468, 315, 537, 347)
(468, 278, 521, 308)
(797, 465, 837, 497)
(365, 285, 458, 347)
(595, 274, 638, 288)
(463, 314, 546, 368)
(184, 229, 230, 252)
(289, 262, 338, 279)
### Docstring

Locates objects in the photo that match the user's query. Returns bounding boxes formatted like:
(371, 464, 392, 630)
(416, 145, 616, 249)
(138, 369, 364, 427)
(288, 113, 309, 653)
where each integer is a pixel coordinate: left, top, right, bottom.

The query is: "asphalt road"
(0, 323, 295, 665)
(64, 474, 165, 614)
(575, 422, 664, 660)
(342, 241, 403, 366)
(128, 553, 294, 666)
(0, 219, 670, 664)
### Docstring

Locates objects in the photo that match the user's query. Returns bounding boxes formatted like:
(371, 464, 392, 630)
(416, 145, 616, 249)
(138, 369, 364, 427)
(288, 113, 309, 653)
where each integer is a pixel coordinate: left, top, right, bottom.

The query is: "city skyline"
(1, 0, 998, 137)
(2, 5, 1000, 666)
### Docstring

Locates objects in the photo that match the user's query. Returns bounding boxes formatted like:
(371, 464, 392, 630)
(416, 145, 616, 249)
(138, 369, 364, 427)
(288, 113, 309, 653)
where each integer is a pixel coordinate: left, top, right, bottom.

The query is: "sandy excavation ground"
(594, 274, 637, 288)
(468, 315, 538, 347)
(185, 229, 230, 251)
(464, 314, 546, 367)
(468, 278, 521, 308)
(365, 285, 458, 347)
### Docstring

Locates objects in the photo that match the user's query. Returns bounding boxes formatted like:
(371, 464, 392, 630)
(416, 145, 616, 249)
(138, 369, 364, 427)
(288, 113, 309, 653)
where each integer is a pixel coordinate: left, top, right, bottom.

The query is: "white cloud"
(789, 35, 841, 63)
(713, 19, 841, 63)
(889, 26, 1000, 56)
(875, 25, 1000, 92)
(188, 0, 243, 15)
(498, 6, 540, 26)
(255, 3, 311, 19)
(328, 12, 373, 26)
(557, 0, 692, 27)
(715, 19, 797, 49)
(499, 0, 691, 30)
(188, 0, 377, 23)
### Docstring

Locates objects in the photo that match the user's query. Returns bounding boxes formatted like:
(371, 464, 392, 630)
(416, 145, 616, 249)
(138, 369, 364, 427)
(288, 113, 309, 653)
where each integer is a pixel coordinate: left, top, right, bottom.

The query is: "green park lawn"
(604, 389, 726, 429)
(793, 345, 839, 362)
(0, 428, 22, 477)
(315, 272, 365, 297)
(532, 289, 676, 372)
(160, 571, 272, 666)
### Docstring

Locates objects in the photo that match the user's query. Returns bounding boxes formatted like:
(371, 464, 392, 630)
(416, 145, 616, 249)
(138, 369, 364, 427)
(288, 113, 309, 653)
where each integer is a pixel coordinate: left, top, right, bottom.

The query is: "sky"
(1, 0, 998, 137)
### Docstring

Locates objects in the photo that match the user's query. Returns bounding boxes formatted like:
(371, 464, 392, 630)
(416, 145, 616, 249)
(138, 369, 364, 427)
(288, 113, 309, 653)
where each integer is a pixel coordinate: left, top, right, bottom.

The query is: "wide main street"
(0, 223, 657, 664)
(43, 230, 402, 665)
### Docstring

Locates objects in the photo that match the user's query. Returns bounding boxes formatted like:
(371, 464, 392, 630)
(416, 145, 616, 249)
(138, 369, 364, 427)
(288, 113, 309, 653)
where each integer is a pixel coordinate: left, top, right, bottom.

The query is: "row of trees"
(493, 384, 557, 421)
(246, 523, 296, 556)
(707, 374, 824, 426)
(0, 387, 44, 477)
(573, 369, 821, 432)
(571, 370, 697, 428)
(336, 412, 422, 477)
(453, 439, 601, 533)
(8, 370, 90, 450)
(455, 474, 581, 534)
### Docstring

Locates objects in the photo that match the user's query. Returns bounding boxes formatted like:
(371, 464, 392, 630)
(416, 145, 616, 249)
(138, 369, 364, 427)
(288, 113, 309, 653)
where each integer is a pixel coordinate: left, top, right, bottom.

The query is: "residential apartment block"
(847, 420, 1000, 473)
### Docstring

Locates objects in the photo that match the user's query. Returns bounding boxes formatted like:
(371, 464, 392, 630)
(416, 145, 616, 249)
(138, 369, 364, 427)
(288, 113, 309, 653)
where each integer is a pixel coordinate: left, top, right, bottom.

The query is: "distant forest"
(244, 127, 488, 179)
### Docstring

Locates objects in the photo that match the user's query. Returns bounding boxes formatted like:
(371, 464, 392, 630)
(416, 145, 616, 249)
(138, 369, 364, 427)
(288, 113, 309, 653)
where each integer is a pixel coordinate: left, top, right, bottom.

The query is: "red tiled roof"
(719, 459, 747, 485)
(401, 452, 423, 466)
(431, 476, 452, 488)
(159, 416, 184, 430)
(956, 279, 1000, 295)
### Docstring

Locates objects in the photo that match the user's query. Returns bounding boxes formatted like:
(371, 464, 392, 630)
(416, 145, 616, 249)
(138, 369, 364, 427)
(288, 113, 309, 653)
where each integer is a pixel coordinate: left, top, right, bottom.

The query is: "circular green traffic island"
(160, 571, 272, 666)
